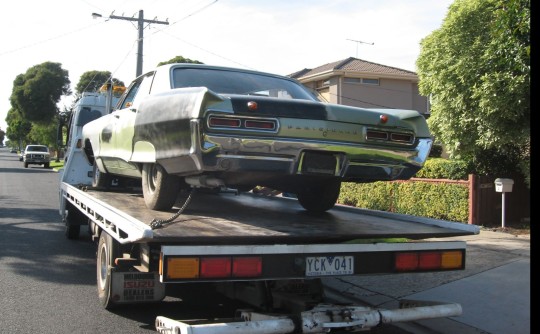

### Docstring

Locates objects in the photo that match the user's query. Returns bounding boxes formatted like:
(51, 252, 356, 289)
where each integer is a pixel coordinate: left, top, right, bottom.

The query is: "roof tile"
(289, 57, 416, 79)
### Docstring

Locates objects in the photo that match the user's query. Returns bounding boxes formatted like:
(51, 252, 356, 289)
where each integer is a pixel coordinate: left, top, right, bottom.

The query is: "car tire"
(92, 163, 110, 189)
(297, 180, 341, 213)
(44, 163, 50, 169)
(142, 163, 181, 211)
(24, 162, 28, 168)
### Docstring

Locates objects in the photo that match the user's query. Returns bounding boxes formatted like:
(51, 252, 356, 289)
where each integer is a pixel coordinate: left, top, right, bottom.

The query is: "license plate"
(301, 152, 337, 175)
(305, 256, 354, 276)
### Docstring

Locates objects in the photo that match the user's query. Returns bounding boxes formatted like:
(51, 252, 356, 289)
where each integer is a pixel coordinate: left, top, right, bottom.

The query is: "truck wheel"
(297, 180, 341, 213)
(142, 163, 181, 211)
(24, 162, 28, 168)
(44, 163, 50, 169)
(97, 231, 121, 309)
(92, 163, 110, 189)
(65, 203, 84, 239)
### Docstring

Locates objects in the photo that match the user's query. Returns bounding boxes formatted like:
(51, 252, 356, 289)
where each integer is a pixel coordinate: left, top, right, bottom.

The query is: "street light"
(91, 10, 169, 77)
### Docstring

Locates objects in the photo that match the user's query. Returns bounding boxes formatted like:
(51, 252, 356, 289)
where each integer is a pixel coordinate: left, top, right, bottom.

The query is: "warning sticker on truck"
(111, 272, 166, 303)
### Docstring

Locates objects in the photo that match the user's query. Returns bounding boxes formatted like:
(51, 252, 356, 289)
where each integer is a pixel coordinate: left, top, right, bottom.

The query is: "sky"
(0, 0, 454, 139)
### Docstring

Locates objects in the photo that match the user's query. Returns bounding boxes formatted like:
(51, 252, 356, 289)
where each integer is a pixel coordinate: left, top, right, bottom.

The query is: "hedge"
(338, 159, 470, 223)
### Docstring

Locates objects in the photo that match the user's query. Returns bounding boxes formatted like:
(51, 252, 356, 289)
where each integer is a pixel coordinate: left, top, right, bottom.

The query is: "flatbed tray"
(82, 187, 478, 245)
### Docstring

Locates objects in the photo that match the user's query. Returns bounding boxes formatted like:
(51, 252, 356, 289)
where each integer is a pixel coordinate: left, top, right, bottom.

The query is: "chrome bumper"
(160, 120, 432, 182)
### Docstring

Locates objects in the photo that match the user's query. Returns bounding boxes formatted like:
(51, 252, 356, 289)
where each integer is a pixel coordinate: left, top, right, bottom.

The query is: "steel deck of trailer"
(62, 183, 478, 245)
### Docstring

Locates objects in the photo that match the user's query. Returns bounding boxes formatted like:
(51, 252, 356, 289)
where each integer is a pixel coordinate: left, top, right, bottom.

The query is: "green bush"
(338, 158, 471, 223)
(414, 158, 470, 180)
(338, 180, 469, 223)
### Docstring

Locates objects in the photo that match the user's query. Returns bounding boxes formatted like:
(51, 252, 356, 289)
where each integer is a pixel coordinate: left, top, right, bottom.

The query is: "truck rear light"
(200, 257, 232, 278)
(395, 252, 418, 271)
(166, 257, 200, 279)
(441, 251, 464, 269)
(232, 257, 262, 277)
(395, 250, 464, 272)
(418, 252, 441, 270)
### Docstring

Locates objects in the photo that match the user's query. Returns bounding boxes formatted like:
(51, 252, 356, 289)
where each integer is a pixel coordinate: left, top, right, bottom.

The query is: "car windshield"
(27, 146, 48, 152)
(172, 68, 320, 101)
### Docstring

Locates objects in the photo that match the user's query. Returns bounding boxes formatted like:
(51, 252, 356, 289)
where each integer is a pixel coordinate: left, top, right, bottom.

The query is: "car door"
(113, 72, 155, 163)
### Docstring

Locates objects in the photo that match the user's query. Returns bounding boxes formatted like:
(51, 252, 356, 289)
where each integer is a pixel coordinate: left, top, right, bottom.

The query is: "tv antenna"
(346, 39, 374, 58)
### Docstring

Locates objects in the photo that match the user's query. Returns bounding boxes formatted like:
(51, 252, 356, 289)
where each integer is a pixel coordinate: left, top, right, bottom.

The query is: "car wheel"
(97, 231, 121, 309)
(92, 163, 110, 189)
(24, 162, 28, 168)
(44, 163, 50, 169)
(142, 163, 181, 211)
(297, 180, 341, 213)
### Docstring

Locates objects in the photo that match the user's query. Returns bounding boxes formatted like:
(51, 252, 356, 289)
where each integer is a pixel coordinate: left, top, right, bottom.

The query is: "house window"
(344, 77, 379, 85)
(316, 80, 330, 88)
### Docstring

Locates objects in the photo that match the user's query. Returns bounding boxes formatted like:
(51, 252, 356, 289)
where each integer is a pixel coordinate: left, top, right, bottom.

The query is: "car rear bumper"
(159, 120, 432, 182)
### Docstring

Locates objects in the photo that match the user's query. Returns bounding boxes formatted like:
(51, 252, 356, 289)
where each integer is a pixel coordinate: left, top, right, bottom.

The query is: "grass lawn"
(50, 160, 64, 171)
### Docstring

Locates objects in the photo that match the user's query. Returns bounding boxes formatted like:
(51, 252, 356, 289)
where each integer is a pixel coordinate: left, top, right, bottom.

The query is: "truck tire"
(92, 163, 110, 189)
(142, 163, 181, 211)
(44, 162, 49, 169)
(297, 180, 341, 213)
(65, 203, 84, 239)
(97, 231, 121, 309)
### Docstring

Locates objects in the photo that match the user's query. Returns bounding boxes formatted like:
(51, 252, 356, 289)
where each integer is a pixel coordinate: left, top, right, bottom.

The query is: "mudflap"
(111, 272, 166, 304)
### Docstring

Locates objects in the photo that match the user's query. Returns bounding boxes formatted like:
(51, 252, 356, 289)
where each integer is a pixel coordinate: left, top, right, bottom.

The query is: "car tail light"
(366, 128, 414, 145)
(245, 120, 276, 130)
(208, 117, 241, 128)
(208, 115, 278, 132)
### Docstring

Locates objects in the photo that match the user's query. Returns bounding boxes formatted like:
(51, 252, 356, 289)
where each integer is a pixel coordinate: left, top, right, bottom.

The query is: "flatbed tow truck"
(58, 86, 479, 333)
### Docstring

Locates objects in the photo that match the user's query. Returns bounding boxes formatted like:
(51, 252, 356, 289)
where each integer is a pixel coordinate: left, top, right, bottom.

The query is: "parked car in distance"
(82, 63, 433, 213)
(22, 144, 50, 168)
(10, 147, 18, 154)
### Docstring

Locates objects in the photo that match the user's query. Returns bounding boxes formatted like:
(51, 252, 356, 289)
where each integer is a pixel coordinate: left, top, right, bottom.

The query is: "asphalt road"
(0, 147, 244, 333)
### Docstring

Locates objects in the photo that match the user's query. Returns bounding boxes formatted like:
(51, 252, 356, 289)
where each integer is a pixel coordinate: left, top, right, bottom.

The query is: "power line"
(93, 10, 169, 77)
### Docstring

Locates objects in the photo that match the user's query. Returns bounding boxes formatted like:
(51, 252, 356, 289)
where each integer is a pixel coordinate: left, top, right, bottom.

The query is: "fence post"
(468, 174, 476, 225)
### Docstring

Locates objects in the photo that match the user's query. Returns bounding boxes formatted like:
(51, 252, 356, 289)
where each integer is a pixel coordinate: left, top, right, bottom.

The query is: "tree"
(157, 56, 204, 66)
(5, 108, 32, 147)
(75, 71, 125, 96)
(0, 127, 5, 144)
(9, 62, 71, 124)
(416, 0, 530, 185)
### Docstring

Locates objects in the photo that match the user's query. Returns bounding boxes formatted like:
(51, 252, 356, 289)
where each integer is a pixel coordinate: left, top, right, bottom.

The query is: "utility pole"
(346, 39, 374, 58)
(93, 10, 169, 77)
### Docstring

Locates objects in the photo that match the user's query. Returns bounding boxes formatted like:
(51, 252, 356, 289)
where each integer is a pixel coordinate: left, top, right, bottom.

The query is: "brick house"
(289, 57, 430, 116)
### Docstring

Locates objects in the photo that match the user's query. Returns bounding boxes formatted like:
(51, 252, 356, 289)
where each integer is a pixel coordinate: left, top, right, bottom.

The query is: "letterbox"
(494, 178, 514, 193)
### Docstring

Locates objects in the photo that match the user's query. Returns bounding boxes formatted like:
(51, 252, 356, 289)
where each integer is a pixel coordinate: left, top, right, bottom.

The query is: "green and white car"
(82, 64, 433, 213)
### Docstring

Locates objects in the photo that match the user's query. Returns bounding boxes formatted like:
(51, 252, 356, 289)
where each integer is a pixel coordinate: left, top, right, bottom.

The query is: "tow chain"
(150, 188, 197, 229)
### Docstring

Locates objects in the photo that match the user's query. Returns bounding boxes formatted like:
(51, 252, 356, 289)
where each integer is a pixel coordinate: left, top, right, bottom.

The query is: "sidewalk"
(323, 229, 531, 333)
